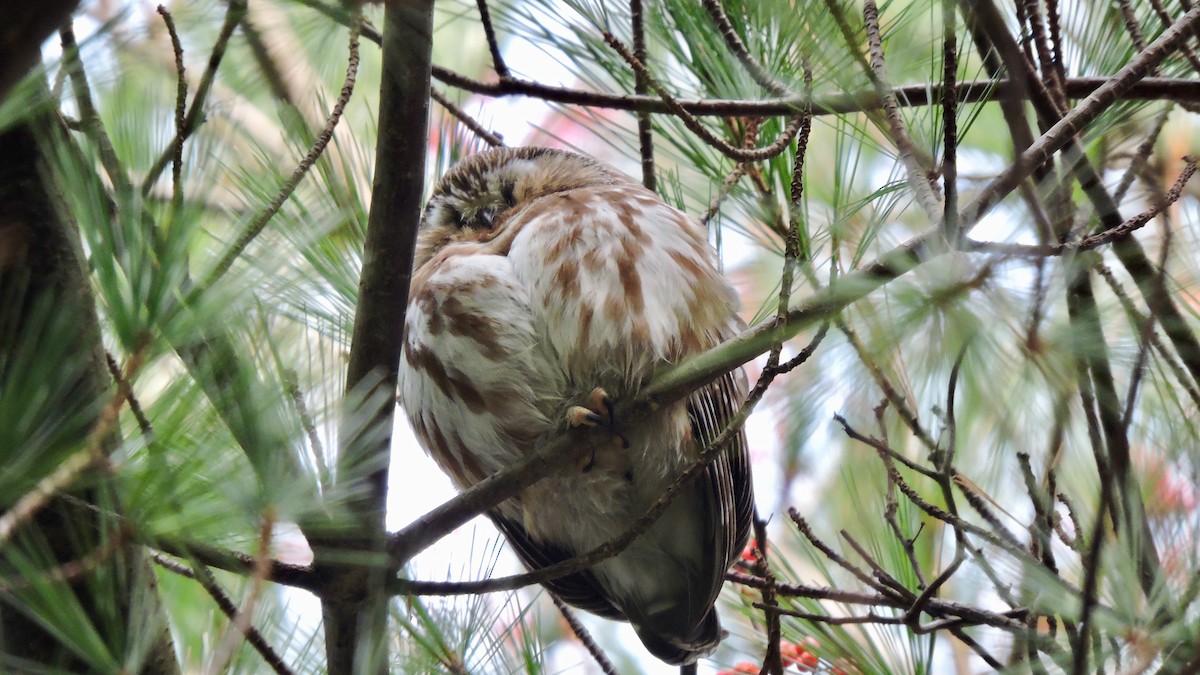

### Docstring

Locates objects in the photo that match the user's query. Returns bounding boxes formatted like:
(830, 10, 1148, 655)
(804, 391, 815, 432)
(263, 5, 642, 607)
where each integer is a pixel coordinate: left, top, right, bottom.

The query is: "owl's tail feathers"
(631, 607, 721, 666)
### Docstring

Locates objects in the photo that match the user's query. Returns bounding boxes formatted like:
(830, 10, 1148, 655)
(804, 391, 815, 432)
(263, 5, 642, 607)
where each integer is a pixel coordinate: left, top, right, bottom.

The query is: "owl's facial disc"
(415, 147, 630, 268)
(424, 158, 535, 233)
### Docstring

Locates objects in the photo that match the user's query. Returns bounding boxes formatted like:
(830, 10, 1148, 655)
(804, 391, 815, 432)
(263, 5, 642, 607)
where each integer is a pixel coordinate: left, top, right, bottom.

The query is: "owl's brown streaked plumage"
(399, 146, 754, 666)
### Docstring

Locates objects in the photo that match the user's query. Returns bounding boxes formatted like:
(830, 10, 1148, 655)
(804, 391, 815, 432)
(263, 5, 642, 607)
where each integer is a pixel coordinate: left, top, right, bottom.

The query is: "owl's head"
(415, 147, 631, 267)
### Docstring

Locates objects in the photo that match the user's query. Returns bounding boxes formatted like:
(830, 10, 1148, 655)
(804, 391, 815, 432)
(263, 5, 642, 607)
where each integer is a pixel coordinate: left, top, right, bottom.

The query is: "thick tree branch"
(309, 3, 433, 674)
(0, 0, 78, 102)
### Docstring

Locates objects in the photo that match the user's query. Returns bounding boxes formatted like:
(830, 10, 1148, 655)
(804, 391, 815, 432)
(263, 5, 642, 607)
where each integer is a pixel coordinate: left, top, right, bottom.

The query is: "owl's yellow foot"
(567, 388, 630, 472)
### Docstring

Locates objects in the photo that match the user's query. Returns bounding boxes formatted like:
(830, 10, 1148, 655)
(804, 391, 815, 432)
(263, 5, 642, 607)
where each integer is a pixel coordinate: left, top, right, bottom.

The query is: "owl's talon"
(570, 388, 629, 474)
(586, 387, 615, 426)
(568, 406, 605, 428)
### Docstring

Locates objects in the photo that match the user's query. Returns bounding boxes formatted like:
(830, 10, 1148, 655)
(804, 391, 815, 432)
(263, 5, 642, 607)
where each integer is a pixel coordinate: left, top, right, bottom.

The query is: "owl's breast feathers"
(506, 184, 737, 382)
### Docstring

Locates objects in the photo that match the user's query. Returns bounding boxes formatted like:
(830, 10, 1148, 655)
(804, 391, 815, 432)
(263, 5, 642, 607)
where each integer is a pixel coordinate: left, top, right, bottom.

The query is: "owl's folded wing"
(489, 513, 626, 620)
(688, 368, 755, 581)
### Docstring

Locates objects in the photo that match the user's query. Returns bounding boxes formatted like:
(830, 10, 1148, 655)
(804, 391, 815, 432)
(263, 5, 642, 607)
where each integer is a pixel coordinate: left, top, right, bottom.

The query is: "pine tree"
(2, 1, 1199, 673)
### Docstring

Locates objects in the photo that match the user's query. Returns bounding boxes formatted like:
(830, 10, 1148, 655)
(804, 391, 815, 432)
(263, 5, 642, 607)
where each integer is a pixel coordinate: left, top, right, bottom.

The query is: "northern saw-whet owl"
(399, 147, 754, 666)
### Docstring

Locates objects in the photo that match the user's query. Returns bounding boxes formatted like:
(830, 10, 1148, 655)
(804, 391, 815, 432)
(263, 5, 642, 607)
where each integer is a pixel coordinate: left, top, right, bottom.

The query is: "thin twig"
(1025, 0, 1068, 111)
(964, 156, 1197, 257)
(602, 31, 804, 163)
(834, 414, 939, 480)
(951, 627, 1004, 670)
(201, 19, 361, 291)
(295, 2, 1200, 118)
(1114, 106, 1172, 210)
(840, 530, 914, 599)
(1073, 478, 1113, 675)
(431, 88, 504, 147)
(551, 596, 618, 675)
(882, 457, 928, 590)
(839, 321, 939, 452)
(60, 25, 132, 194)
(941, 0, 959, 242)
(475, 0, 509, 78)
(630, 0, 656, 191)
(903, 345, 969, 623)
(143, 0, 247, 195)
(701, 0, 790, 96)
(105, 350, 152, 436)
(728, 572, 892, 607)
(1096, 264, 1200, 411)
(154, 550, 297, 675)
(751, 517, 783, 675)
(863, 0, 943, 222)
(787, 509, 898, 597)
(283, 369, 329, 488)
(206, 509, 278, 675)
(156, 5, 187, 212)
(699, 163, 747, 226)
(430, 67, 1200, 116)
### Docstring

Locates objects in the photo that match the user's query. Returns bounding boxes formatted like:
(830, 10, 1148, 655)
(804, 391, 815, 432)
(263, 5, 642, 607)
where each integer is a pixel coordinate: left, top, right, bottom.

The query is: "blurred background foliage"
(1, 0, 1198, 673)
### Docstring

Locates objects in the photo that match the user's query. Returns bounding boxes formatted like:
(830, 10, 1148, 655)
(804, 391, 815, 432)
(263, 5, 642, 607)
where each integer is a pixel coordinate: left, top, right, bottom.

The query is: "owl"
(399, 147, 754, 666)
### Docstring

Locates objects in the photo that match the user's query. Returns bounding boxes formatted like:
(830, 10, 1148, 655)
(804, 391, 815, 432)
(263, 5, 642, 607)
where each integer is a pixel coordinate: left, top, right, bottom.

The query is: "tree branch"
(309, 3, 433, 674)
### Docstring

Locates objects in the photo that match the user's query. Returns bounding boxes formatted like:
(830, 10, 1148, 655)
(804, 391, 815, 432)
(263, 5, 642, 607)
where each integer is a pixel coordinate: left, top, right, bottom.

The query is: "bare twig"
(282, 369, 329, 488)
(1096, 264, 1200, 411)
(105, 350, 152, 436)
(475, 0, 508, 78)
(206, 510, 278, 675)
(788, 509, 898, 597)
(1116, 106, 1172, 205)
(834, 414, 939, 480)
(552, 596, 618, 675)
(838, 321, 939, 452)
(862, 0, 943, 223)
(629, 0, 656, 191)
(60, 25, 132, 194)
(155, 5, 187, 211)
(882, 461, 928, 590)
(201, 20, 361, 291)
(431, 88, 504, 147)
(752, 517, 783, 675)
(1073, 479, 1113, 675)
(964, 156, 1197, 257)
(698, 163, 747, 226)
(1026, 0, 1068, 111)
(941, 0, 959, 242)
(903, 346, 969, 623)
(602, 31, 805, 163)
(951, 627, 1004, 670)
(153, 550, 296, 675)
(430, 68, 1200, 116)
(143, 0, 247, 195)
(701, 0, 790, 96)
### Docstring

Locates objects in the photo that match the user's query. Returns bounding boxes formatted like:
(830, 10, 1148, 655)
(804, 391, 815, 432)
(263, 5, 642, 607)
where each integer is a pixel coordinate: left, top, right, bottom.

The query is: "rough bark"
(307, 3, 434, 674)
